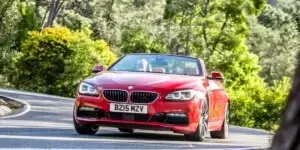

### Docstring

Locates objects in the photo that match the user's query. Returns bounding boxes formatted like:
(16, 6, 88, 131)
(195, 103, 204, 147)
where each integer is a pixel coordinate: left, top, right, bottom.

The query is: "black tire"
(73, 115, 99, 135)
(118, 128, 135, 133)
(210, 102, 229, 139)
(184, 98, 208, 141)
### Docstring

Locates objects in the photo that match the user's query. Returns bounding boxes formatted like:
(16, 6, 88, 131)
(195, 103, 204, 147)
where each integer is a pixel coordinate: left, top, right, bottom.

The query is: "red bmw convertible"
(73, 53, 230, 141)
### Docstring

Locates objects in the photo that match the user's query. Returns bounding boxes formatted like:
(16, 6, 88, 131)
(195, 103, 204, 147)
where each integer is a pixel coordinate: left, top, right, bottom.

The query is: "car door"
(207, 80, 218, 123)
(207, 80, 225, 129)
(214, 81, 228, 123)
(211, 80, 227, 124)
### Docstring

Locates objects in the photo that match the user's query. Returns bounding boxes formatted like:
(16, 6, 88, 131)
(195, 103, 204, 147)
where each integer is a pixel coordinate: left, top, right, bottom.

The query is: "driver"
(136, 58, 150, 72)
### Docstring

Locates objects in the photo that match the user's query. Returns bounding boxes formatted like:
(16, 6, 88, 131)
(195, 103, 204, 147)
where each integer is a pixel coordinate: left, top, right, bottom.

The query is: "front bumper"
(73, 94, 203, 134)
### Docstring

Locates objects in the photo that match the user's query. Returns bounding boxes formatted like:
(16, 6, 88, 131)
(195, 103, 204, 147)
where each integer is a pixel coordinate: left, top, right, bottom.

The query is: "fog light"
(79, 106, 95, 111)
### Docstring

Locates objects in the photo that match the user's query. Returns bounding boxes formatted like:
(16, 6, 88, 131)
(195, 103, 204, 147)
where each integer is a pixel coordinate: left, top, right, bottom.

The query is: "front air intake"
(130, 92, 158, 103)
(103, 90, 128, 102)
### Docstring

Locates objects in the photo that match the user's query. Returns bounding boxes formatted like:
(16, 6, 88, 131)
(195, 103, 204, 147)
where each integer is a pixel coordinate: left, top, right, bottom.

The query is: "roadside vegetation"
(0, 96, 24, 116)
(0, 0, 299, 132)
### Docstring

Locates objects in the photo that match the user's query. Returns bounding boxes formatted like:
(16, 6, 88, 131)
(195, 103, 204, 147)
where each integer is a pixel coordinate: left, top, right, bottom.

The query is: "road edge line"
(230, 125, 275, 135)
(0, 88, 74, 101)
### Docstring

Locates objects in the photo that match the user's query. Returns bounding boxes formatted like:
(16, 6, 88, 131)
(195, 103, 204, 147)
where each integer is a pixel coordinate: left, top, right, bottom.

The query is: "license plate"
(109, 103, 148, 114)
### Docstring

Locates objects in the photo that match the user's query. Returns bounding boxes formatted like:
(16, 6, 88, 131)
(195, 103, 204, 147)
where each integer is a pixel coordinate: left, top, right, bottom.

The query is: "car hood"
(84, 71, 205, 91)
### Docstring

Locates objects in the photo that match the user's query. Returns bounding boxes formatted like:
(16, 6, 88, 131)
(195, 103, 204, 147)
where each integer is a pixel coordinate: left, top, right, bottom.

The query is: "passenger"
(174, 61, 185, 74)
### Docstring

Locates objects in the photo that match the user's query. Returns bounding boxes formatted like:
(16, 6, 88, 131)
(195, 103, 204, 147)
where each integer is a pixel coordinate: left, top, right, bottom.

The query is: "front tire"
(210, 102, 229, 139)
(73, 115, 99, 135)
(184, 98, 208, 141)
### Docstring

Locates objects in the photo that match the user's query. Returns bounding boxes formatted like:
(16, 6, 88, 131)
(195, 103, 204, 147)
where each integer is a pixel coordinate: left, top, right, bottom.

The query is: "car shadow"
(95, 131, 186, 141)
(94, 129, 216, 142)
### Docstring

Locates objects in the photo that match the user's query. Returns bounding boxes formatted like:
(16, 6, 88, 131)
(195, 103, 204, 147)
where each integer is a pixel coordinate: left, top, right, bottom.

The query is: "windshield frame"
(107, 53, 204, 77)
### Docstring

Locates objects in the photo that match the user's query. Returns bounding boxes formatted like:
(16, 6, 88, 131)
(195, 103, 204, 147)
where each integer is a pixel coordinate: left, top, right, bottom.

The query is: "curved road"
(0, 88, 272, 149)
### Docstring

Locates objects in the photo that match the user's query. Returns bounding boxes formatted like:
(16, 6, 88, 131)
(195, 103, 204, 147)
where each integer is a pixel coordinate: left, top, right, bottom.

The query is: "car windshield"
(108, 54, 202, 76)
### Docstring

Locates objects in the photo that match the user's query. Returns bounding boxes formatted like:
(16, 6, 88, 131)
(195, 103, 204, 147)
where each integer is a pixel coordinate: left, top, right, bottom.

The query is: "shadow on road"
(0, 127, 255, 149)
(96, 131, 186, 141)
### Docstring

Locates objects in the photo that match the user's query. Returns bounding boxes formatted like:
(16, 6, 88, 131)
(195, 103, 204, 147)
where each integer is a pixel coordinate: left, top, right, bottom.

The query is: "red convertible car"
(73, 53, 230, 141)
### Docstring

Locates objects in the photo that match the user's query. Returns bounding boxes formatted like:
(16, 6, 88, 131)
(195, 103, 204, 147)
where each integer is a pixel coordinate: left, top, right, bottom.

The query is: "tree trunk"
(44, 0, 64, 28)
(105, 0, 115, 27)
(167, 19, 172, 54)
(270, 52, 300, 150)
(185, 13, 193, 56)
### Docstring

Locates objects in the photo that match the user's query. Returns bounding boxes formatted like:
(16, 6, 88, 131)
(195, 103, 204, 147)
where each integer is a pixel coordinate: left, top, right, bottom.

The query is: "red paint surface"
(74, 56, 229, 134)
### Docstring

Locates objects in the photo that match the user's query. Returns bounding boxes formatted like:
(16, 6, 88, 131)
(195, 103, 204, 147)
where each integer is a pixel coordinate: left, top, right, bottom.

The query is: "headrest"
(184, 67, 199, 75)
(151, 67, 165, 73)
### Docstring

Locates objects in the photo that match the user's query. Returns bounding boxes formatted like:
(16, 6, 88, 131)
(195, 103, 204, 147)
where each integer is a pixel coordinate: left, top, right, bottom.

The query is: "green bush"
(6, 26, 117, 97)
(229, 76, 290, 131)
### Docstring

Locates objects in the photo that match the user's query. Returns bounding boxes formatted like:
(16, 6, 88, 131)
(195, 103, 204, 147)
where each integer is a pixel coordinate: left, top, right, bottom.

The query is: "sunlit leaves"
(6, 26, 116, 97)
(120, 26, 167, 54)
(229, 76, 290, 131)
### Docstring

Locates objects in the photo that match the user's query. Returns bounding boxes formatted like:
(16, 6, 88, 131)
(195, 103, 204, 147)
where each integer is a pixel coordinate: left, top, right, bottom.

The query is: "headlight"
(165, 89, 196, 101)
(78, 82, 99, 96)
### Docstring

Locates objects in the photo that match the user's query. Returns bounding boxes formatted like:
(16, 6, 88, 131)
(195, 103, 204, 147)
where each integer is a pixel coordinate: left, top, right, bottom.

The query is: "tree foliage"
(248, 4, 300, 84)
(5, 26, 116, 97)
(277, 0, 300, 33)
(229, 76, 290, 131)
(0, 0, 20, 72)
(15, 1, 40, 50)
(162, 0, 265, 89)
(120, 26, 167, 54)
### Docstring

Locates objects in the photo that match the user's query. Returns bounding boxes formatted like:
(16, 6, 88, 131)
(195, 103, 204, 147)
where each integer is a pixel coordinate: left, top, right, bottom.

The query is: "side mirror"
(210, 71, 224, 81)
(92, 65, 105, 73)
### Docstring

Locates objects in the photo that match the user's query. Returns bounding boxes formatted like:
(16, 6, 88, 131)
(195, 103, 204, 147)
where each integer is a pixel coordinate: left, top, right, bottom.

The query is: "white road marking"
(0, 96, 31, 119)
(0, 120, 73, 128)
(0, 134, 269, 147)
(0, 148, 271, 150)
(0, 88, 74, 101)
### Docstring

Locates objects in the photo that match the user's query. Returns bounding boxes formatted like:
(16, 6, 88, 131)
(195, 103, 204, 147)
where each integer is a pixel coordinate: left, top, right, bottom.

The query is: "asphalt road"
(0, 88, 273, 149)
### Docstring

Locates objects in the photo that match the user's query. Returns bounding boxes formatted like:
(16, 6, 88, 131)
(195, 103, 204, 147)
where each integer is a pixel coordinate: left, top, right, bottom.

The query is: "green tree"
(277, 0, 300, 32)
(0, 0, 15, 24)
(248, 4, 300, 84)
(163, 0, 199, 55)
(15, 1, 40, 51)
(0, 0, 20, 73)
(163, 0, 265, 88)
(92, 0, 166, 47)
(6, 26, 116, 97)
(120, 26, 167, 54)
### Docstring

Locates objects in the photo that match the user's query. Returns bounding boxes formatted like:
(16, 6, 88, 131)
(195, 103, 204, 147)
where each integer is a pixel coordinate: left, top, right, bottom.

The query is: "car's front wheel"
(184, 98, 208, 141)
(73, 116, 99, 135)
